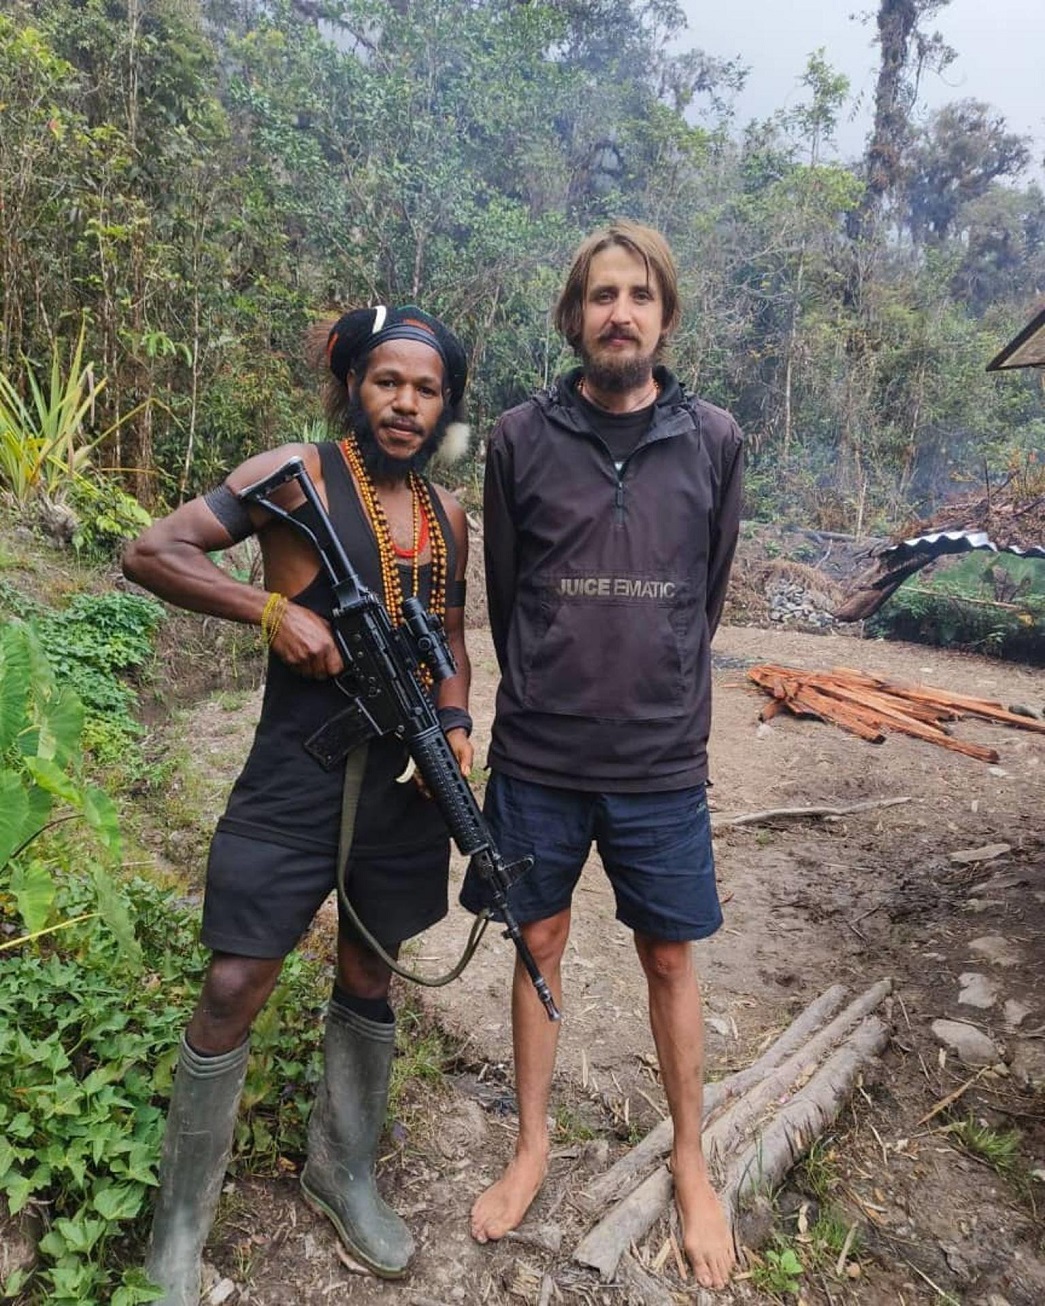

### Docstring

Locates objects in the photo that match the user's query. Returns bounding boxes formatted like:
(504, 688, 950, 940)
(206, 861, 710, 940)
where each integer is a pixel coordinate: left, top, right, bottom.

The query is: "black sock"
(331, 982, 393, 1024)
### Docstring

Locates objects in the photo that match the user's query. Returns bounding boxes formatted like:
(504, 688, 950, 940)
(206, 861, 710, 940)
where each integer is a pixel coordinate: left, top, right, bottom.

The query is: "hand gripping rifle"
(239, 456, 560, 1022)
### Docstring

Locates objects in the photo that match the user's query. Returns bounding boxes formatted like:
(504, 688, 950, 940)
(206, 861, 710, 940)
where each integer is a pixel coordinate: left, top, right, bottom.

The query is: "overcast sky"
(677, 0, 1044, 170)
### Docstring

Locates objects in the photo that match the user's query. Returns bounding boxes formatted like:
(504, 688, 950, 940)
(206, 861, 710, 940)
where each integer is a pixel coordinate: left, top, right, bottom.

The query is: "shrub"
(7, 590, 166, 760)
(868, 553, 1045, 662)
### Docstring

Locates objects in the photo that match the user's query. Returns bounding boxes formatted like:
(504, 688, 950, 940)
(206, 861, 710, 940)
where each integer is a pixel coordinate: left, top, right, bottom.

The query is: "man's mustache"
(599, 329, 639, 343)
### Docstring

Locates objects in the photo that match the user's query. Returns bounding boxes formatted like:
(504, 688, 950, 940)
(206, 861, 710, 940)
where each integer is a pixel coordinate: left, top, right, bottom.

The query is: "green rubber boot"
(300, 1000, 414, 1278)
(144, 1037, 249, 1306)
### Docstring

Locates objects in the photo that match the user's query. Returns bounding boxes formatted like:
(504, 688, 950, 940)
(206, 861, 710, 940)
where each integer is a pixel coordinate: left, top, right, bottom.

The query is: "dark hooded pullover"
(483, 366, 743, 792)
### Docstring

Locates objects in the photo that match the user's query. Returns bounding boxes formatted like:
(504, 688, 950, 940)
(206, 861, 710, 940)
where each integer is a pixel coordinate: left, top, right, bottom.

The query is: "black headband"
(326, 305, 468, 407)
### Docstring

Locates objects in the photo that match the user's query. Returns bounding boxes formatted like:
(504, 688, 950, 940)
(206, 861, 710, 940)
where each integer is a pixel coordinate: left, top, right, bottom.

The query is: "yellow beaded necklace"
(340, 436, 447, 687)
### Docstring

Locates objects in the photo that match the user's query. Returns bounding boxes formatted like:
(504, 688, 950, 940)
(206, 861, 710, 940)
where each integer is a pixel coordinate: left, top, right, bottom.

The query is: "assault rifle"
(238, 456, 560, 1022)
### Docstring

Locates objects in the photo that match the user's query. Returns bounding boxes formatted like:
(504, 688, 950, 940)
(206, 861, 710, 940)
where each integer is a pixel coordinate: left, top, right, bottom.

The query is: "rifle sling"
(334, 743, 490, 986)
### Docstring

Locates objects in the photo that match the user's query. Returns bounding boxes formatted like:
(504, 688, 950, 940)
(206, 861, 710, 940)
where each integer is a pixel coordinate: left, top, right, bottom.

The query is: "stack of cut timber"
(748, 664, 1045, 763)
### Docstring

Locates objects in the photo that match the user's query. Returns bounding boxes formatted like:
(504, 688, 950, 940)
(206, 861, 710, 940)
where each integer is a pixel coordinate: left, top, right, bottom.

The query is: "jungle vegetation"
(1, 0, 1043, 533)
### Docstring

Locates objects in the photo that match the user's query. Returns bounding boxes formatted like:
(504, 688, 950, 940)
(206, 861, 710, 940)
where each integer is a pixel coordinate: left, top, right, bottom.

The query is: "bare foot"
(470, 1146, 548, 1243)
(672, 1151, 736, 1290)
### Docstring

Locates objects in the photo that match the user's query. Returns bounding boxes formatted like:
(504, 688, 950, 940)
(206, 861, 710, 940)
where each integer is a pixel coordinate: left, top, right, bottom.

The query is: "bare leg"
(634, 933, 735, 1291)
(470, 909, 570, 1243)
(336, 933, 395, 1002)
(187, 951, 284, 1054)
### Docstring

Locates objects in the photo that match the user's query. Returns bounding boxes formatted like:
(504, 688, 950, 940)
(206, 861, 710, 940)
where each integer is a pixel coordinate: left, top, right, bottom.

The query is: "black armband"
(203, 483, 255, 543)
(437, 706, 473, 737)
(446, 578, 466, 608)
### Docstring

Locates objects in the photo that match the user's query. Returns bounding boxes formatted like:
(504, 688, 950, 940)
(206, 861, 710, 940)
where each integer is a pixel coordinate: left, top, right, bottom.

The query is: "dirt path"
(175, 624, 1045, 1305)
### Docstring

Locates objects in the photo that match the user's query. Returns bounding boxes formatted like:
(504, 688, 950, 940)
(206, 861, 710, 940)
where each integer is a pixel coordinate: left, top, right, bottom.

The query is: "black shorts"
(201, 831, 450, 959)
(460, 772, 722, 942)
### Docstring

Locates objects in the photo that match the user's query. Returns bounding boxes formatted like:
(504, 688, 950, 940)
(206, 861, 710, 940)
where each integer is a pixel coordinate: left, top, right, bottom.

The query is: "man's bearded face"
(578, 244, 664, 392)
(348, 339, 449, 483)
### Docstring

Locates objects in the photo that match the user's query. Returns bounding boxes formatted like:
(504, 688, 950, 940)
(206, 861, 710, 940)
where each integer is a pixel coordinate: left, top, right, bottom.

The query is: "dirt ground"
(160, 609, 1045, 1306)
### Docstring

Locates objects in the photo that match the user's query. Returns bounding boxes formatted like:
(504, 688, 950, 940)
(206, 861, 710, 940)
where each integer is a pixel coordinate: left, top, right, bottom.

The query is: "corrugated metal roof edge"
(881, 529, 1045, 562)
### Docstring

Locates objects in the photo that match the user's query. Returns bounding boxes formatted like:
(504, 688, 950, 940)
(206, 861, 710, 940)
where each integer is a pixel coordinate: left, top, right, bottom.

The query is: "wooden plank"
(790, 686, 886, 742)
(848, 705, 999, 762)
(748, 664, 1042, 750)
(811, 682, 958, 726)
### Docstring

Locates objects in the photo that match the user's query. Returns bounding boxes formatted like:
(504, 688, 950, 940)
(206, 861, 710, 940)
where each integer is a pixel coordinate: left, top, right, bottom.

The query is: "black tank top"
(217, 442, 457, 856)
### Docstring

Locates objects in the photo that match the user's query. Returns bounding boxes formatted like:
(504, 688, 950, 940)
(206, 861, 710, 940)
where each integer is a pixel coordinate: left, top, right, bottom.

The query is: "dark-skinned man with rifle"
(124, 305, 549, 1304)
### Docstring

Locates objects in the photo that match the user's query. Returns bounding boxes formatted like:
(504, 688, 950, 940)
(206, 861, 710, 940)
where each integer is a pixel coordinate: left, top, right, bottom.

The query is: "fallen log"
(721, 1016, 891, 1228)
(573, 1168, 673, 1279)
(577, 985, 850, 1212)
(702, 980, 893, 1166)
(616, 1252, 676, 1306)
(572, 982, 892, 1281)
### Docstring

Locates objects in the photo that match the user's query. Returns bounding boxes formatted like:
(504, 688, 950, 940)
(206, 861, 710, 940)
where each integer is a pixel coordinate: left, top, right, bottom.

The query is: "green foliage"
(0, 622, 133, 954)
(390, 1003, 454, 1111)
(796, 1137, 840, 1203)
(69, 479, 153, 560)
(946, 1115, 1023, 1172)
(751, 1239, 805, 1296)
(868, 553, 1045, 661)
(552, 1105, 598, 1144)
(0, 322, 107, 504)
(0, 1, 1043, 529)
(808, 1208, 859, 1261)
(0, 624, 171, 1298)
(0, 859, 210, 1304)
(0, 624, 326, 1301)
(236, 951, 326, 1171)
(28, 592, 165, 748)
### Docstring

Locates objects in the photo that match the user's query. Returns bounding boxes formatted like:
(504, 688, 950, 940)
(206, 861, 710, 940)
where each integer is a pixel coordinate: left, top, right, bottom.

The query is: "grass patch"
(796, 1137, 841, 1203)
(553, 1104, 598, 1144)
(946, 1114, 1022, 1172)
(391, 999, 456, 1113)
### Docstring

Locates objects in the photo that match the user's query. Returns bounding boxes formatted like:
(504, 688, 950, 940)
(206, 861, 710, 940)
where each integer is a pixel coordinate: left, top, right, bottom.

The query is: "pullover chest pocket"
(520, 578, 689, 721)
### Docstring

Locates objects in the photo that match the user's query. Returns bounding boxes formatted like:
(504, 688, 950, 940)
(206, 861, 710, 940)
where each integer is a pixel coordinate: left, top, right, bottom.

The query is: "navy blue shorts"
(460, 773, 722, 943)
(202, 831, 450, 959)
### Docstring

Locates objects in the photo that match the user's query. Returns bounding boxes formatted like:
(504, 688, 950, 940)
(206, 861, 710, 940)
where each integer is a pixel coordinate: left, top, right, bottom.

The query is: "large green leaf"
(0, 769, 30, 868)
(23, 631, 57, 704)
(37, 685, 84, 766)
(0, 624, 31, 756)
(89, 861, 139, 964)
(25, 782, 54, 841)
(82, 786, 121, 863)
(92, 1183, 143, 1222)
(23, 755, 81, 806)
(10, 858, 56, 935)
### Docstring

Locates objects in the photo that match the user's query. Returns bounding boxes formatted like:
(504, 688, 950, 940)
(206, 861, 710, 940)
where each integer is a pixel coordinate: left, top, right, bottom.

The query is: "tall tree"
(903, 100, 1031, 245)
(848, 0, 953, 246)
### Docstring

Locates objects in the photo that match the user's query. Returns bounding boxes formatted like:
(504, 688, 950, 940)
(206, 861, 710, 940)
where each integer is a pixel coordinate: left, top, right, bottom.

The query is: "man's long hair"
(553, 221, 681, 361)
(306, 318, 362, 433)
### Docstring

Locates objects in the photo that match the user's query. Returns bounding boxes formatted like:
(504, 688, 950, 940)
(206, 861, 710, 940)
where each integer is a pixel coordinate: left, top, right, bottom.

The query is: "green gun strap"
(336, 742, 369, 887)
(334, 742, 489, 987)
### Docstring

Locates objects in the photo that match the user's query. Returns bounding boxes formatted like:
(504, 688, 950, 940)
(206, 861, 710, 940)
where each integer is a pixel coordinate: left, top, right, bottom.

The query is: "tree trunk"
(848, 0, 918, 247)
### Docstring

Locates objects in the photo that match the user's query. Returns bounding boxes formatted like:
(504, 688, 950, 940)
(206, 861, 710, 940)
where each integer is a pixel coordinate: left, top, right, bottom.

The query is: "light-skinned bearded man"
(462, 223, 743, 1291)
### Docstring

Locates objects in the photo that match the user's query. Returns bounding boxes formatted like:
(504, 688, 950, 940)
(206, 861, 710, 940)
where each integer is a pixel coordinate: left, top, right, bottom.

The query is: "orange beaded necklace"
(339, 436, 447, 686)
